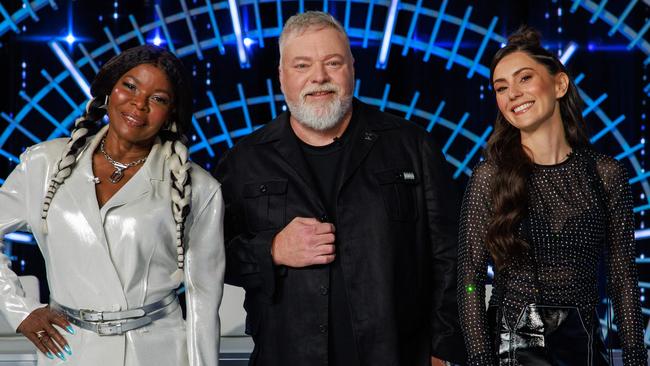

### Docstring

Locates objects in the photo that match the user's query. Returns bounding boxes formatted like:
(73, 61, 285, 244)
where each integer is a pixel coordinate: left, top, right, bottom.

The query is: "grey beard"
(286, 95, 353, 131)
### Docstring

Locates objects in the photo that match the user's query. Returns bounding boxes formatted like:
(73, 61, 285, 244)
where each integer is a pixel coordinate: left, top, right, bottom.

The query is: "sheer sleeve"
(458, 161, 496, 365)
(598, 158, 647, 365)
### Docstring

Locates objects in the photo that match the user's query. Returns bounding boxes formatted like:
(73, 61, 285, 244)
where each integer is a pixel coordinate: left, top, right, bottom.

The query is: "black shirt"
(458, 149, 646, 365)
(298, 116, 361, 366)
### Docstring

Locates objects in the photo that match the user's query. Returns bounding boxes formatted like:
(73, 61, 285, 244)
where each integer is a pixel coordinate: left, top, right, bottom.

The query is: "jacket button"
(319, 324, 328, 334)
(259, 184, 267, 193)
(319, 285, 329, 295)
(319, 214, 328, 222)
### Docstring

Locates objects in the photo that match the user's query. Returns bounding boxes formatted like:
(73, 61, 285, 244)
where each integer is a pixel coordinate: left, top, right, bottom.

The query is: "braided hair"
(41, 45, 194, 280)
(41, 97, 107, 231)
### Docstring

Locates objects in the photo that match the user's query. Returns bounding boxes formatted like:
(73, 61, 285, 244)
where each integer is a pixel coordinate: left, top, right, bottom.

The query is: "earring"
(163, 121, 178, 133)
(99, 95, 109, 109)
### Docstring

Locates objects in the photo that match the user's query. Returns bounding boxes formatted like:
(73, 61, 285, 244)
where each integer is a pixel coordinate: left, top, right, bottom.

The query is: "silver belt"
(50, 292, 177, 336)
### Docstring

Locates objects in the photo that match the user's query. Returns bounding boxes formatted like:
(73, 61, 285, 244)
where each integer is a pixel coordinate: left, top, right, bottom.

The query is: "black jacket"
(215, 100, 466, 365)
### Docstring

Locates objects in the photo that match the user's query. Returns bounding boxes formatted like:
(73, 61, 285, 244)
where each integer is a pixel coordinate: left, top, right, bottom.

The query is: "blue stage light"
(228, 0, 249, 68)
(153, 35, 162, 46)
(244, 37, 253, 47)
(376, 0, 399, 69)
(559, 41, 578, 65)
(4, 232, 34, 243)
(49, 41, 91, 98)
(636, 229, 650, 240)
(65, 33, 75, 45)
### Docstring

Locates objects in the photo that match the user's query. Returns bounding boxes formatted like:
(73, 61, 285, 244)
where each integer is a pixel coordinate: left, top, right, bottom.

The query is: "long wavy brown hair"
(485, 26, 590, 268)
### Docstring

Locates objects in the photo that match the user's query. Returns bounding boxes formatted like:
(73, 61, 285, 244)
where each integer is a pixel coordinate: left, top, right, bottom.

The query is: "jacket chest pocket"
(243, 180, 288, 231)
(375, 168, 419, 221)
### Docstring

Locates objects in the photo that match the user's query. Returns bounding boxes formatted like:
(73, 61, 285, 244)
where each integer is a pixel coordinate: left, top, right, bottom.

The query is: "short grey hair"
(279, 11, 350, 57)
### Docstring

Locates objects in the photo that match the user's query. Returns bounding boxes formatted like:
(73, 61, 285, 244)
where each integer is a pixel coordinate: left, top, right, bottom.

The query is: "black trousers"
(487, 305, 610, 366)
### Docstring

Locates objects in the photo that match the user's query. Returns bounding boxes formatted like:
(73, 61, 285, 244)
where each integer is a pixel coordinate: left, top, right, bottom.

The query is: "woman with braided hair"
(0, 45, 224, 365)
(458, 27, 646, 365)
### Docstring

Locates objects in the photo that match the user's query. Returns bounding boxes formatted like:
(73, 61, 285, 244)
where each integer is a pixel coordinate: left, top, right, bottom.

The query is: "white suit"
(0, 131, 225, 366)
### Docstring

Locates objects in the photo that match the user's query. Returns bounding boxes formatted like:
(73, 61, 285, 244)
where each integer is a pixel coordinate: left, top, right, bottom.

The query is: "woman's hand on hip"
(17, 306, 74, 361)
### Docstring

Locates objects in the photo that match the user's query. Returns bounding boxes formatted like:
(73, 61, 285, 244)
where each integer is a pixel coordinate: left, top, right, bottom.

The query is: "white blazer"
(0, 131, 225, 366)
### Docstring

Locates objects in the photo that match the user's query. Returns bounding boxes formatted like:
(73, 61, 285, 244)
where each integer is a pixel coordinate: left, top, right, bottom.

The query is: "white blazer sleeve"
(0, 149, 45, 330)
(185, 184, 225, 366)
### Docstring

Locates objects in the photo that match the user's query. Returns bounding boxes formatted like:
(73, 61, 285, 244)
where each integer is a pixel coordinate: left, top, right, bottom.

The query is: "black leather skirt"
(487, 305, 609, 365)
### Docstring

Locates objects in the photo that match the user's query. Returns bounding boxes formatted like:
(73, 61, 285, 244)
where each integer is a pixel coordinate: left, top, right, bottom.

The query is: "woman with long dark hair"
(0, 45, 224, 365)
(458, 27, 647, 365)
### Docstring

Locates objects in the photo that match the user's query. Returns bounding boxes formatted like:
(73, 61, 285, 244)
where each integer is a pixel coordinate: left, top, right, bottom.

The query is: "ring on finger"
(35, 330, 47, 339)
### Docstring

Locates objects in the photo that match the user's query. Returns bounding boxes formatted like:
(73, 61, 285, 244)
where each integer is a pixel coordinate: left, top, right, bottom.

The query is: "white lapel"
(59, 126, 108, 245)
(98, 139, 165, 221)
(50, 126, 129, 308)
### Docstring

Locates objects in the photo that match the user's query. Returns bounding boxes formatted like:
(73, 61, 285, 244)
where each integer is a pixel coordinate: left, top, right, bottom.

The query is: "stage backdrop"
(1, 0, 649, 348)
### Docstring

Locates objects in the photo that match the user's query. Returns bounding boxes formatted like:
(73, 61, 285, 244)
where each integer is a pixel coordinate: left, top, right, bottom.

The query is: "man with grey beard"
(215, 11, 465, 366)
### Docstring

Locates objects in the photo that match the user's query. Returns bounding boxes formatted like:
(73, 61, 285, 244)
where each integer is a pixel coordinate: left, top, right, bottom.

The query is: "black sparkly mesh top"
(458, 148, 647, 365)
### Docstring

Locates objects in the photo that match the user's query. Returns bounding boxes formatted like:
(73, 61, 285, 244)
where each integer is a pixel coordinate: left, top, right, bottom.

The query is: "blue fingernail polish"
(64, 345, 72, 355)
(66, 325, 75, 334)
(56, 352, 65, 361)
(46, 352, 55, 359)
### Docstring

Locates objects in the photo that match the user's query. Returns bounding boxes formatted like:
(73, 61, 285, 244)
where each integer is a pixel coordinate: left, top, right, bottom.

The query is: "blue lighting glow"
(467, 16, 497, 79)
(423, 0, 448, 62)
(205, 0, 226, 55)
(179, 0, 203, 60)
(559, 42, 578, 65)
(376, 0, 399, 69)
(401, 0, 423, 56)
(49, 41, 91, 98)
(243, 37, 253, 47)
(446, 6, 473, 71)
(228, 0, 249, 68)
(5, 232, 34, 243)
(153, 34, 162, 46)
(636, 229, 650, 240)
(609, 0, 637, 36)
(589, 0, 607, 24)
(65, 33, 75, 45)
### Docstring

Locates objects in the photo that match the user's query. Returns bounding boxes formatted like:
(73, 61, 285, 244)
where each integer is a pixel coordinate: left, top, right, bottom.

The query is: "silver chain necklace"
(100, 138, 148, 184)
